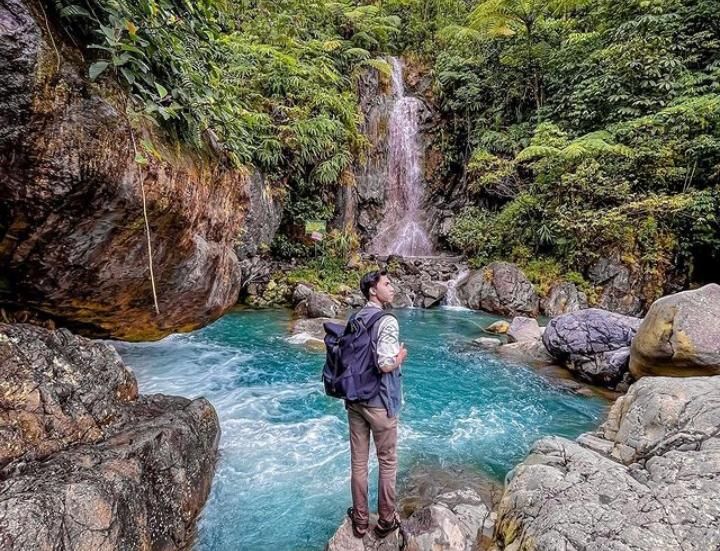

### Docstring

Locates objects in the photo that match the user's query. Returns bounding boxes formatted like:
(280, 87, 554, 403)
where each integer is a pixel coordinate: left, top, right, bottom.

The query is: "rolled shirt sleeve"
(376, 316, 400, 369)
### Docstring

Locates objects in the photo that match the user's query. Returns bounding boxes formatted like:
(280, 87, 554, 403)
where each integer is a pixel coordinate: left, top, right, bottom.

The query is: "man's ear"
(370, 288, 376, 295)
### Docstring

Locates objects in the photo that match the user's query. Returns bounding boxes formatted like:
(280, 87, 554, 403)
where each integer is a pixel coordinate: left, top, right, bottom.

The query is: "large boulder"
(540, 282, 588, 317)
(506, 317, 542, 343)
(0, 323, 220, 549)
(630, 283, 720, 379)
(495, 376, 720, 551)
(588, 257, 643, 316)
(543, 308, 641, 387)
(456, 263, 540, 317)
(0, 0, 276, 340)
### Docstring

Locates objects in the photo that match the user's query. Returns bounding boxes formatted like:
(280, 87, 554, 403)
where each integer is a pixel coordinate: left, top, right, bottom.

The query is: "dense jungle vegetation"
(53, 0, 720, 293)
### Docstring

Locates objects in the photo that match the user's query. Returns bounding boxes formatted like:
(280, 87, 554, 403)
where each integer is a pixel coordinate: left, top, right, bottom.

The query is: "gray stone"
(589, 257, 643, 316)
(630, 283, 720, 379)
(495, 376, 720, 551)
(472, 337, 503, 350)
(326, 489, 494, 551)
(391, 285, 414, 309)
(404, 489, 493, 551)
(496, 339, 556, 366)
(543, 308, 641, 387)
(326, 517, 402, 551)
(506, 317, 541, 343)
(295, 291, 341, 318)
(567, 346, 631, 387)
(291, 317, 344, 341)
(0, 323, 219, 549)
(235, 170, 283, 258)
(345, 292, 367, 308)
(292, 283, 314, 305)
(456, 262, 540, 317)
(420, 281, 447, 302)
(420, 281, 448, 308)
(540, 282, 588, 317)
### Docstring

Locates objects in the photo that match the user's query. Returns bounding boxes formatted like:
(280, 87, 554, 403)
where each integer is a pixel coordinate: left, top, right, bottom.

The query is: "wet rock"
(588, 257, 643, 316)
(506, 317, 541, 343)
(345, 292, 367, 308)
(290, 317, 344, 343)
(486, 321, 510, 334)
(336, 65, 394, 241)
(292, 283, 314, 305)
(540, 282, 588, 317)
(420, 281, 448, 308)
(495, 376, 720, 551)
(542, 308, 641, 387)
(472, 337, 502, 350)
(295, 291, 342, 319)
(496, 339, 555, 366)
(0, 0, 269, 340)
(0, 323, 220, 549)
(235, 170, 283, 258)
(238, 256, 272, 293)
(630, 283, 720, 379)
(457, 263, 539, 317)
(391, 287, 414, 309)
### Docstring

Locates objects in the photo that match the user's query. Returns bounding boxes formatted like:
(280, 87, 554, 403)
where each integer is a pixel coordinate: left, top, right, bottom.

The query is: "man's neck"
(368, 297, 384, 308)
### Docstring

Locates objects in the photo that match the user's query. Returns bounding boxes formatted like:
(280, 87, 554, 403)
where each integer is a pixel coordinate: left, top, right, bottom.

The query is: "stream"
(113, 307, 607, 550)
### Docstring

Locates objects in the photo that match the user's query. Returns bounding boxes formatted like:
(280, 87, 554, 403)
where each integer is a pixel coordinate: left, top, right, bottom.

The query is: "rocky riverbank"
(241, 254, 657, 322)
(0, 323, 220, 549)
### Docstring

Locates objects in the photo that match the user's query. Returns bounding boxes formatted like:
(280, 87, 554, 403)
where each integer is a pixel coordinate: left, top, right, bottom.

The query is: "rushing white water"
(444, 269, 470, 308)
(369, 57, 434, 257)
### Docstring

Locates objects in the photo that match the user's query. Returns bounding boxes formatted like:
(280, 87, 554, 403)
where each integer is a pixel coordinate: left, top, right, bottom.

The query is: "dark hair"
(360, 269, 387, 300)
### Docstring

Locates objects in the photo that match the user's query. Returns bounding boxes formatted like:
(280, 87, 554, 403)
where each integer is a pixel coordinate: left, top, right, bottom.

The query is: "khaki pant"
(347, 402, 398, 527)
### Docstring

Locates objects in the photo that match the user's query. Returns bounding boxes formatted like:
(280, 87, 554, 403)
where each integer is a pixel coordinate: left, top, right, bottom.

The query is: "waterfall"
(369, 57, 434, 257)
(444, 269, 469, 308)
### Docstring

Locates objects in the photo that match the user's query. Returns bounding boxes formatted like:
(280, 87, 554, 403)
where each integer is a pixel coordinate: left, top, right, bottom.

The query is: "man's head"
(360, 269, 395, 304)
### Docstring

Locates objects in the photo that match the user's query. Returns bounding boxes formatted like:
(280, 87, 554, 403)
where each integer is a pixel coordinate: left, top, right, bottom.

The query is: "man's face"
(372, 275, 395, 304)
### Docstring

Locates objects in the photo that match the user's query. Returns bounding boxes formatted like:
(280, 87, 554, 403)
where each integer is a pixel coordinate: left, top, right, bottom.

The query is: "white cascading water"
(444, 269, 469, 308)
(369, 57, 434, 257)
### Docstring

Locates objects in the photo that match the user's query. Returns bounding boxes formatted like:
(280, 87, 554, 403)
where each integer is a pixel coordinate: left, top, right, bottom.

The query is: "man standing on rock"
(346, 269, 407, 539)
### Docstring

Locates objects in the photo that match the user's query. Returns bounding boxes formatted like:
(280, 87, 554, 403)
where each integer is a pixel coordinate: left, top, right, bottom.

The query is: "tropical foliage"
(438, 0, 720, 291)
(52, 0, 720, 290)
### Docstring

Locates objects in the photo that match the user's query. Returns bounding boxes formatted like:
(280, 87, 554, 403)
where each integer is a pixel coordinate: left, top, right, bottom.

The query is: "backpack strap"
(345, 309, 395, 335)
(365, 310, 394, 329)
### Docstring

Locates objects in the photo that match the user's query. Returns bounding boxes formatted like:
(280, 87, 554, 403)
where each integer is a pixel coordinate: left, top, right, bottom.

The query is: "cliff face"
(334, 58, 460, 251)
(0, 0, 278, 340)
(0, 321, 220, 549)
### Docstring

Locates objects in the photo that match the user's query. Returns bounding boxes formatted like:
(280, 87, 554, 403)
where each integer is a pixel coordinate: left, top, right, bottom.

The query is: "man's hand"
(380, 343, 408, 373)
(395, 343, 408, 366)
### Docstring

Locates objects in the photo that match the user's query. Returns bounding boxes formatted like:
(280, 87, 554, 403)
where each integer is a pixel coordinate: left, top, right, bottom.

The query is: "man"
(346, 269, 408, 539)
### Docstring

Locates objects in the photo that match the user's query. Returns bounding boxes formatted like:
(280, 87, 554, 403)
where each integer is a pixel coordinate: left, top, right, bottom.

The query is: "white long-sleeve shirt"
(365, 301, 400, 370)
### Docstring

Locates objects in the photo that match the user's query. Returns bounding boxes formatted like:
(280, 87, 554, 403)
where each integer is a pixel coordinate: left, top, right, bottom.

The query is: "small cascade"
(369, 57, 434, 257)
(444, 269, 469, 308)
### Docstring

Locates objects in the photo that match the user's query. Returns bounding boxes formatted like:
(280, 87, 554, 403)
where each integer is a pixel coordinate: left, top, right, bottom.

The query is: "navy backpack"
(322, 310, 393, 400)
